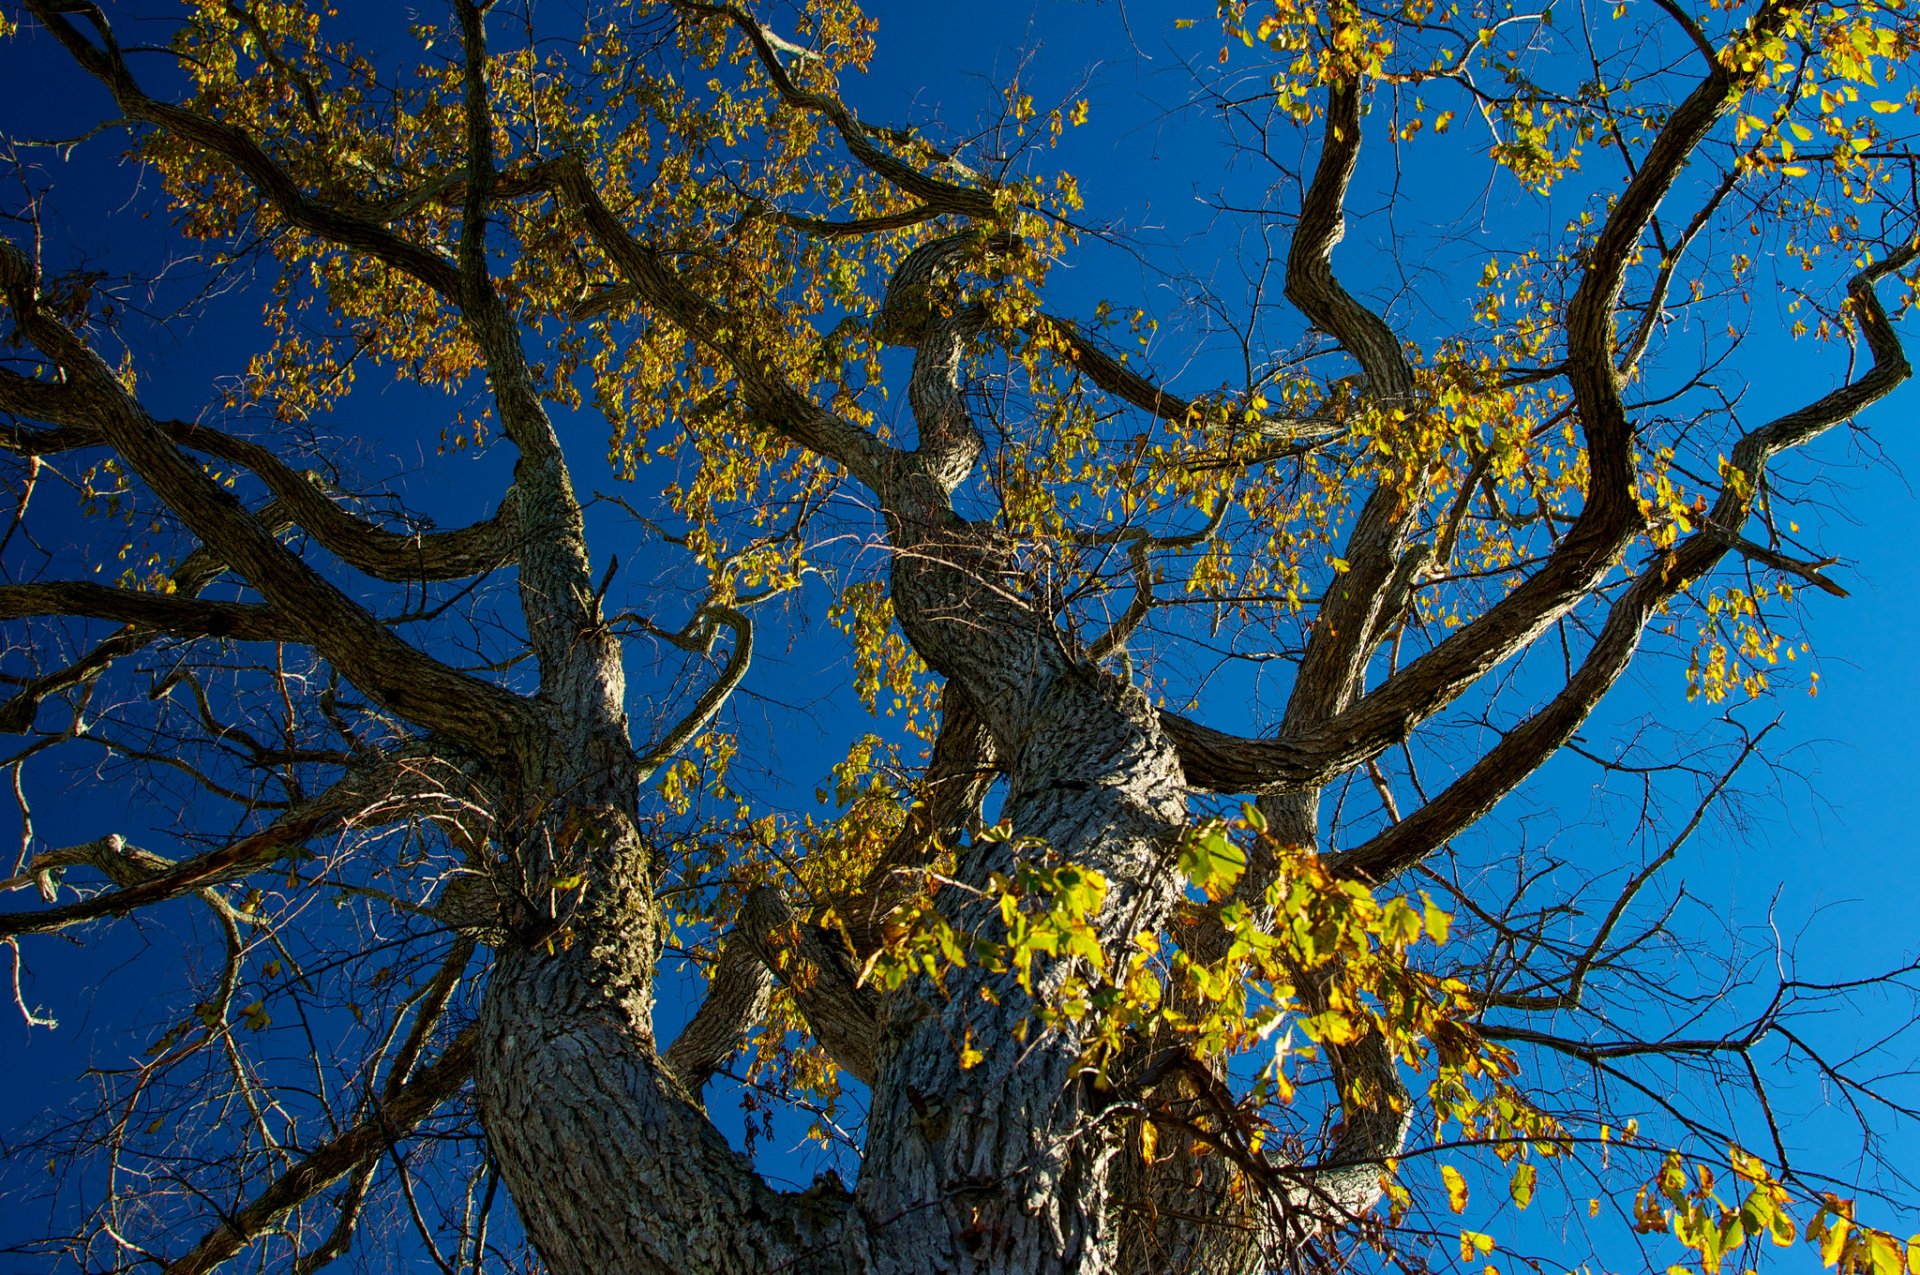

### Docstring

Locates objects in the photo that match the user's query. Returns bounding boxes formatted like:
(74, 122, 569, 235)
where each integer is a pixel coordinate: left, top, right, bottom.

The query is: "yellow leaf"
(1822, 1218, 1852, 1268)
(1871, 100, 1900, 113)
(1443, 1164, 1470, 1213)
(1510, 1162, 1536, 1210)
(1458, 1230, 1495, 1261)
(1870, 1234, 1904, 1275)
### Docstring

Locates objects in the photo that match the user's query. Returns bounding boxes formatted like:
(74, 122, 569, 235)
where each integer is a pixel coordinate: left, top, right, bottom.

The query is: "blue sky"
(1, 0, 1918, 1270)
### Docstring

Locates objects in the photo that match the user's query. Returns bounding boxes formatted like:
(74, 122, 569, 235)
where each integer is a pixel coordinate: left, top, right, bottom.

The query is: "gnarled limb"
(1331, 242, 1916, 883)
(0, 396, 520, 585)
(477, 939, 862, 1275)
(0, 239, 535, 760)
(1264, 11, 1798, 792)
(634, 604, 755, 781)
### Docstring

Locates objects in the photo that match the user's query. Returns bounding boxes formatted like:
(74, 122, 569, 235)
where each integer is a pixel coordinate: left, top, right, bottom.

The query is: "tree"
(1, 0, 1917, 1271)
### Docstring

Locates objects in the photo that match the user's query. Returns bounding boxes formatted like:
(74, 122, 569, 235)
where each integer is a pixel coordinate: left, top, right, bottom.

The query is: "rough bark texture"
(6, 3, 1916, 1273)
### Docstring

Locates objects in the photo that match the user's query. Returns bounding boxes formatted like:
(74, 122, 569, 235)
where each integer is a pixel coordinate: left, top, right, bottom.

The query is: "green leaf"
(1177, 825, 1247, 899)
(1510, 1162, 1536, 1210)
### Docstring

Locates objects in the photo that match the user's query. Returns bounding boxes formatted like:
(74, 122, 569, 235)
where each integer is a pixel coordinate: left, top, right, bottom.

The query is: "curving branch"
(669, 0, 998, 220)
(0, 745, 483, 935)
(1276, 79, 1429, 746)
(1331, 242, 1916, 882)
(1285, 84, 1418, 405)
(1193, 6, 1825, 796)
(884, 234, 991, 491)
(0, 240, 534, 759)
(631, 604, 754, 781)
(0, 397, 519, 585)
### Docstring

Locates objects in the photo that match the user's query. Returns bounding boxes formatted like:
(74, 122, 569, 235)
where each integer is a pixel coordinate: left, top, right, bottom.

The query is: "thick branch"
(1251, 20, 1790, 789)
(550, 157, 894, 490)
(0, 581, 293, 643)
(663, 934, 774, 1095)
(0, 398, 519, 584)
(0, 241, 533, 759)
(736, 886, 881, 1086)
(1279, 82, 1425, 736)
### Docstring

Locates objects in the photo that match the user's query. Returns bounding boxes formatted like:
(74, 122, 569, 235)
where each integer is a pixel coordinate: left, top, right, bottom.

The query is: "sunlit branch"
(735, 885, 881, 1086)
(1709, 526, 1849, 597)
(633, 604, 752, 781)
(1331, 244, 1915, 877)
(0, 240, 535, 759)
(1264, 9, 1796, 781)
(1279, 79, 1425, 738)
(550, 156, 894, 491)
(835, 682, 997, 955)
(1285, 84, 1418, 404)
(0, 746, 476, 935)
(670, 0, 998, 219)
(886, 234, 990, 490)
(25, 1, 463, 299)
(447, 5, 616, 711)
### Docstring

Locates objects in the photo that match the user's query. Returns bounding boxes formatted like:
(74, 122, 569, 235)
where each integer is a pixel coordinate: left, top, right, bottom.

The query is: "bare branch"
(163, 1027, 478, 1275)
